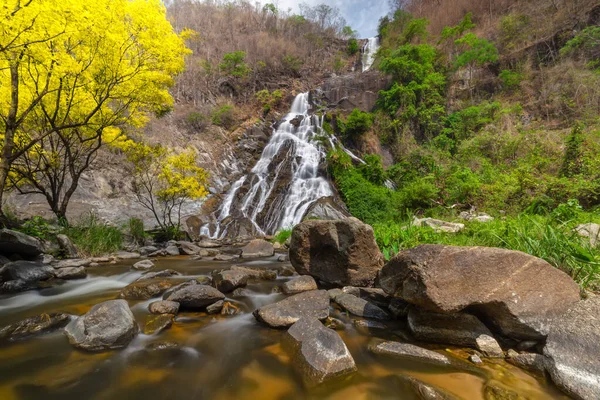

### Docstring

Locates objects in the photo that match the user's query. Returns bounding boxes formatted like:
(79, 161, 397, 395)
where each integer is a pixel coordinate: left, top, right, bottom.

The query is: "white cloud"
(262, 0, 390, 37)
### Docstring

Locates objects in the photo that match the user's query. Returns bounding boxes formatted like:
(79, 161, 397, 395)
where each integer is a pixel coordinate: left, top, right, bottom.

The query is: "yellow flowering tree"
(123, 141, 209, 236)
(0, 0, 191, 224)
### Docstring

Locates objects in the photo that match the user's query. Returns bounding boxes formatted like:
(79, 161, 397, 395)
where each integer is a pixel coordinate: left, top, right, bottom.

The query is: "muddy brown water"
(0, 254, 568, 400)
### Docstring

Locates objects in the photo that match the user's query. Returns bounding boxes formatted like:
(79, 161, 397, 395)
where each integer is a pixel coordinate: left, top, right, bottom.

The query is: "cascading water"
(362, 36, 380, 72)
(208, 93, 333, 238)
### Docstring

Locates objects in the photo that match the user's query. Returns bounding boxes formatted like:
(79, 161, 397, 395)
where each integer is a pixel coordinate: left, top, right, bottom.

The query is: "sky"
(263, 0, 391, 38)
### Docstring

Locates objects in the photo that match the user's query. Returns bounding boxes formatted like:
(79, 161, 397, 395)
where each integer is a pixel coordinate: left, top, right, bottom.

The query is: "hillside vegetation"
(327, 0, 600, 289)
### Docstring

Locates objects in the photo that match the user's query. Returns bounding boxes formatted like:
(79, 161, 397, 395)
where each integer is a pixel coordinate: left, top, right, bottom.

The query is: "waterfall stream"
(362, 36, 380, 72)
(208, 93, 333, 238)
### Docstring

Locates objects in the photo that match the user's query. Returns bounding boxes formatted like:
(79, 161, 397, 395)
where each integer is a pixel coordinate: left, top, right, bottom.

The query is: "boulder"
(0, 313, 70, 341)
(507, 352, 548, 376)
(119, 279, 174, 300)
(55, 258, 91, 269)
(148, 300, 180, 315)
(56, 234, 79, 258)
(64, 299, 138, 351)
(408, 308, 503, 357)
(132, 260, 154, 271)
(177, 241, 203, 255)
(213, 254, 238, 261)
(575, 223, 600, 247)
(0, 261, 54, 292)
(54, 266, 87, 280)
(197, 239, 222, 248)
(213, 269, 250, 293)
(165, 246, 180, 256)
(114, 251, 141, 260)
(136, 269, 181, 282)
(368, 340, 453, 367)
(253, 290, 330, 328)
(301, 196, 350, 221)
(282, 275, 318, 294)
(341, 286, 392, 309)
(230, 265, 277, 280)
(207, 300, 224, 314)
(284, 318, 356, 387)
(289, 218, 384, 287)
(241, 239, 274, 258)
(331, 293, 390, 321)
(413, 217, 465, 233)
(0, 229, 43, 258)
(138, 245, 159, 256)
(167, 284, 225, 309)
(544, 296, 600, 400)
(143, 314, 174, 335)
(379, 245, 580, 340)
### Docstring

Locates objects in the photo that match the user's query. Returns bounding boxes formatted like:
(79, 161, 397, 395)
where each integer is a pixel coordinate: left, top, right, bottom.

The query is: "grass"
(63, 214, 123, 257)
(272, 229, 293, 245)
(373, 213, 600, 291)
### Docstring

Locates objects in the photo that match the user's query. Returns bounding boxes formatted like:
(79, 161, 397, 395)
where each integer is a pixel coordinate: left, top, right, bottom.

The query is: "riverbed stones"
(114, 251, 141, 260)
(213, 254, 237, 261)
(0, 261, 54, 293)
(54, 266, 87, 280)
(207, 300, 224, 314)
(543, 296, 600, 400)
(241, 239, 274, 258)
(213, 269, 250, 292)
(119, 279, 174, 300)
(177, 241, 203, 255)
(0, 313, 70, 341)
(165, 245, 180, 256)
(380, 245, 581, 340)
(55, 258, 91, 268)
(408, 309, 503, 357)
(64, 299, 138, 351)
(289, 217, 384, 287)
(368, 340, 452, 367)
(144, 314, 174, 335)
(136, 269, 181, 282)
(167, 284, 225, 309)
(133, 259, 154, 271)
(197, 239, 222, 248)
(149, 300, 180, 315)
(341, 286, 391, 309)
(0, 229, 43, 258)
(231, 265, 277, 280)
(284, 318, 356, 387)
(332, 293, 390, 321)
(254, 290, 330, 328)
(282, 275, 317, 294)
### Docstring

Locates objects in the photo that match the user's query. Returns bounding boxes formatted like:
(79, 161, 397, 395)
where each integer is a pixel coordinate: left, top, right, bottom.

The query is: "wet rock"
(119, 279, 174, 300)
(328, 288, 343, 300)
(55, 258, 91, 268)
(279, 264, 296, 276)
(232, 287, 255, 297)
(138, 245, 159, 255)
(149, 249, 167, 257)
(207, 300, 224, 314)
(284, 317, 356, 387)
(149, 300, 180, 315)
(146, 341, 180, 351)
(341, 286, 391, 308)
(54, 266, 86, 280)
(0, 313, 70, 341)
(167, 284, 225, 309)
(144, 314, 174, 335)
(380, 245, 580, 340)
(353, 320, 388, 332)
(507, 352, 548, 375)
(575, 223, 600, 247)
(221, 301, 241, 315)
(282, 275, 318, 294)
(136, 269, 181, 282)
(324, 317, 345, 330)
(231, 265, 277, 280)
(469, 354, 483, 364)
(177, 241, 203, 255)
(0, 261, 54, 293)
(241, 239, 274, 258)
(165, 245, 180, 256)
(388, 298, 411, 318)
(332, 293, 390, 320)
(289, 115, 304, 127)
(213, 269, 250, 293)
(254, 290, 329, 328)
(196, 275, 213, 285)
(386, 375, 458, 400)
(197, 239, 222, 248)
(91, 257, 110, 263)
(516, 341, 538, 352)
(114, 251, 141, 260)
(0, 229, 43, 258)
(40, 254, 53, 265)
(277, 255, 287, 262)
(408, 309, 503, 357)
(133, 259, 154, 271)
(368, 340, 452, 367)
(56, 234, 78, 258)
(544, 296, 600, 400)
(290, 217, 384, 287)
(413, 218, 465, 233)
(64, 299, 138, 351)
(213, 254, 238, 261)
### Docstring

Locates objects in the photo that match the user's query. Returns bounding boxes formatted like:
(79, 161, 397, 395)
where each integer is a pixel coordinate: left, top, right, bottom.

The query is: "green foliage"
(560, 123, 585, 177)
(342, 26, 357, 39)
(499, 14, 530, 49)
(127, 217, 146, 246)
(347, 38, 359, 55)
(444, 102, 501, 141)
(560, 26, 600, 59)
(256, 89, 283, 115)
(64, 214, 123, 256)
(282, 55, 304, 73)
(272, 229, 292, 244)
(211, 105, 236, 129)
(18, 217, 57, 240)
(219, 51, 251, 78)
(344, 109, 373, 139)
(440, 13, 475, 41)
(263, 3, 277, 14)
(358, 154, 386, 185)
(551, 199, 583, 223)
(499, 69, 523, 90)
(186, 112, 209, 131)
(332, 55, 345, 73)
(454, 33, 499, 69)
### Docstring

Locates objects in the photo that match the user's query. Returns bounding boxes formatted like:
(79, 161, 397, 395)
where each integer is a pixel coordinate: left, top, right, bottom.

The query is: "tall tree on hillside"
(0, 0, 190, 224)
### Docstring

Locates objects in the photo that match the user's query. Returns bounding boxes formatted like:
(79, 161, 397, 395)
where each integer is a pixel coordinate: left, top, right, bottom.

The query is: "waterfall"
(362, 36, 380, 72)
(208, 93, 333, 238)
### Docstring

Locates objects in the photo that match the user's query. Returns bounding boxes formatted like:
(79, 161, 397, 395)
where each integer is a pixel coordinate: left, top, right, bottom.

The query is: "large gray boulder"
(54, 266, 87, 280)
(282, 275, 318, 294)
(64, 300, 138, 351)
(241, 239, 274, 258)
(290, 217, 384, 287)
(301, 196, 350, 221)
(331, 293, 389, 321)
(254, 290, 330, 328)
(544, 296, 600, 400)
(0, 261, 54, 293)
(0, 313, 70, 341)
(213, 269, 250, 293)
(167, 284, 225, 309)
(379, 245, 580, 340)
(0, 229, 43, 258)
(284, 318, 356, 387)
(56, 234, 79, 258)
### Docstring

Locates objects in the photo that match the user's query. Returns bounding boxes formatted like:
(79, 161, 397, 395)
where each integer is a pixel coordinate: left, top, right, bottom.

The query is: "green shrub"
(272, 229, 292, 244)
(18, 216, 57, 240)
(358, 154, 386, 185)
(347, 38, 359, 55)
(128, 217, 146, 246)
(282, 55, 303, 73)
(499, 69, 523, 90)
(219, 51, 250, 78)
(344, 109, 373, 139)
(64, 214, 123, 256)
(186, 112, 209, 131)
(212, 105, 236, 129)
